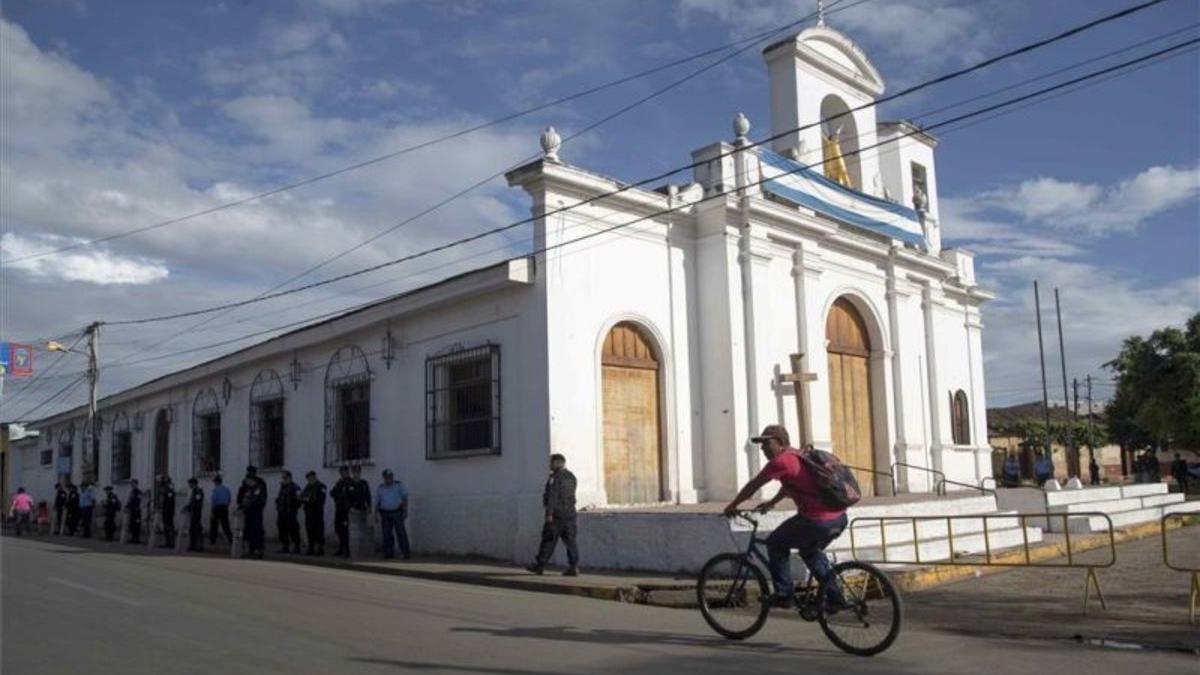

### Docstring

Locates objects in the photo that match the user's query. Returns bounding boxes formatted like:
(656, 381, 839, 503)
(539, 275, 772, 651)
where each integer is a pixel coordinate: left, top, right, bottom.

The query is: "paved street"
(3, 536, 1195, 674)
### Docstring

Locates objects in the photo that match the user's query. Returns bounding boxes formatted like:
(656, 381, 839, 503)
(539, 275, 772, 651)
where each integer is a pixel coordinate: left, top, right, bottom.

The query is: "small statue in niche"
(821, 124, 852, 188)
(912, 184, 929, 214)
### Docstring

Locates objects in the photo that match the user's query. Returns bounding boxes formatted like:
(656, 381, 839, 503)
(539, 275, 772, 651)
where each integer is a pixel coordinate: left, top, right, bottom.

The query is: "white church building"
(10, 24, 993, 564)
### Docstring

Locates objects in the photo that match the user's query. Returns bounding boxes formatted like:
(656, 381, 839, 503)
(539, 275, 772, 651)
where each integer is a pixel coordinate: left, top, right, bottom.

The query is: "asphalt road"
(2, 536, 1194, 674)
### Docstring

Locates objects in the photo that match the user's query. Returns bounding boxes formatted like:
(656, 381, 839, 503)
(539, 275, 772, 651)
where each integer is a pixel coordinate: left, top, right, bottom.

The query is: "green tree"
(1105, 313, 1200, 451)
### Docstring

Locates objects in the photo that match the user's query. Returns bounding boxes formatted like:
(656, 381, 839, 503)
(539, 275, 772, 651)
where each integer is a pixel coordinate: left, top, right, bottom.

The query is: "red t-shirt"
(757, 447, 846, 521)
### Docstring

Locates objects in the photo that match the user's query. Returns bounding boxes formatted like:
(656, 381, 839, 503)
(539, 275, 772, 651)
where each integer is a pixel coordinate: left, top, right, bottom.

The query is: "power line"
(0, 332, 86, 411)
(103, 29, 1192, 329)
(0, 1, 859, 267)
(104, 24, 1200, 353)
(104, 0, 867, 369)
(100, 38, 1200, 376)
(11, 373, 87, 423)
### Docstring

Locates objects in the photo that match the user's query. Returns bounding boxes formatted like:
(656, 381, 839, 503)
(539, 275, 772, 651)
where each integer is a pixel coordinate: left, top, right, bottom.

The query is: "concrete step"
(1063, 501, 1200, 533)
(1048, 493, 1185, 515)
(1119, 483, 1169, 498)
(838, 511, 1028, 550)
(846, 526, 1044, 565)
(732, 495, 1000, 534)
(1043, 486, 1123, 507)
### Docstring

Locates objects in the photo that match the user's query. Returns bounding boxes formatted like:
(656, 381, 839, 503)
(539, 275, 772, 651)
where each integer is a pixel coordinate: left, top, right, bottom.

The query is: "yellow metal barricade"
(849, 512, 1116, 614)
(1161, 513, 1200, 625)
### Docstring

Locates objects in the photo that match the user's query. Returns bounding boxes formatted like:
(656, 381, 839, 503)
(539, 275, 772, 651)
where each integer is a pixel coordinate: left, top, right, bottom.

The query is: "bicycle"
(696, 511, 902, 656)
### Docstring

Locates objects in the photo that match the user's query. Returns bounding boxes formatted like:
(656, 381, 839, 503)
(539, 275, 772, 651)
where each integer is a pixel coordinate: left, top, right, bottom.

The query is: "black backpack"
(795, 448, 862, 508)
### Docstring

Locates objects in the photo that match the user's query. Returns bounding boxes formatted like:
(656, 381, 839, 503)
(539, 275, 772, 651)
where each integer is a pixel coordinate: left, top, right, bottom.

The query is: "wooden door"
(826, 299, 877, 496)
(602, 323, 663, 504)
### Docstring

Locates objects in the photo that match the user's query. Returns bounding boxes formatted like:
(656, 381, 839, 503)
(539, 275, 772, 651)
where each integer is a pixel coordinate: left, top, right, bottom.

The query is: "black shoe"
(562, 567, 579, 577)
(525, 564, 544, 575)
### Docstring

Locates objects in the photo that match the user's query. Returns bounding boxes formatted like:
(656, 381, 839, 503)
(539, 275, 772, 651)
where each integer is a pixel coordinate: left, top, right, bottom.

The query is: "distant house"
(986, 401, 1113, 481)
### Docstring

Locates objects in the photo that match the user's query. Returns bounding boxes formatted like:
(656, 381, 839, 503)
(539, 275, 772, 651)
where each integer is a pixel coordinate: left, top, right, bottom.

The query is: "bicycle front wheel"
(818, 560, 903, 656)
(696, 553, 770, 640)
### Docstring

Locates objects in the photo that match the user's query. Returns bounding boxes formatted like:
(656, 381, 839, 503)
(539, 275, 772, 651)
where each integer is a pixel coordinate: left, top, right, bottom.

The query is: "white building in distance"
(9, 24, 993, 563)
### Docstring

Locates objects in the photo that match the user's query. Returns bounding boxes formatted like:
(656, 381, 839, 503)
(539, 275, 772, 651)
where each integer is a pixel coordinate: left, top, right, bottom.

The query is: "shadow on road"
(450, 624, 832, 656)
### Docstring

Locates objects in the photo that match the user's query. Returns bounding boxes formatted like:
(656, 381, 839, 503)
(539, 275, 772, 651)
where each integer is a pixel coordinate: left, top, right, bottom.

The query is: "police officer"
(238, 468, 267, 559)
(53, 482, 67, 535)
(158, 476, 177, 548)
(275, 470, 302, 554)
(526, 453, 579, 576)
(184, 477, 204, 552)
(101, 486, 121, 542)
(209, 474, 233, 546)
(330, 466, 353, 557)
(300, 470, 327, 556)
(350, 465, 371, 513)
(65, 481, 81, 535)
(126, 479, 143, 544)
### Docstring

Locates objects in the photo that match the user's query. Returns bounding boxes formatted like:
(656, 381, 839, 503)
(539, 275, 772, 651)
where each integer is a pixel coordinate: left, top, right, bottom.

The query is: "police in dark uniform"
(101, 486, 121, 541)
(184, 477, 204, 552)
(527, 453, 579, 576)
(275, 470, 302, 554)
(126, 479, 143, 543)
(350, 465, 371, 512)
(53, 482, 67, 535)
(158, 476, 177, 548)
(300, 471, 327, 556)
(330, 466, 353, 557)
(65, 482, 81, 535)
(238, 467, 267, 559)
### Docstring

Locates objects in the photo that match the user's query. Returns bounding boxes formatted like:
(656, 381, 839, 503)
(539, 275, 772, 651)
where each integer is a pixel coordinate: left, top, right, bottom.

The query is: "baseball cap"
(750, 424, 790, 445)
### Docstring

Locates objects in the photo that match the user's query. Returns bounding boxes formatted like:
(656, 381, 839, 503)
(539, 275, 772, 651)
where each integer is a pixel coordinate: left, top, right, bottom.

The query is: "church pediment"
(764, 26, 885, 97)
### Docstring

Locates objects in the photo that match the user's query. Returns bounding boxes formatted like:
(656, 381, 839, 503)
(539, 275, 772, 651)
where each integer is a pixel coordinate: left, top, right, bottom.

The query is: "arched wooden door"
(601, 322, 664, 504)
(826, 298, 877, 496)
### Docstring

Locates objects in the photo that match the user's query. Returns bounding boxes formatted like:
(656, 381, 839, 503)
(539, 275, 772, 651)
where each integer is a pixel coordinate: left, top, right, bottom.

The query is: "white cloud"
(1, 233, 169, 285)
(676, 0, 996, 78)
(975, 165, 1200, 235)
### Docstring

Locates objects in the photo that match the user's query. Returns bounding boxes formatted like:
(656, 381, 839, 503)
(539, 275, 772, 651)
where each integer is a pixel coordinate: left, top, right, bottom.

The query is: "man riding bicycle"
(723, 424, 848, 608)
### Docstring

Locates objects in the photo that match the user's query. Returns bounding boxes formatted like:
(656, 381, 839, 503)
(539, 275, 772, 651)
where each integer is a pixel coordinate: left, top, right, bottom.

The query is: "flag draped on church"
(758, 149, 927, 249)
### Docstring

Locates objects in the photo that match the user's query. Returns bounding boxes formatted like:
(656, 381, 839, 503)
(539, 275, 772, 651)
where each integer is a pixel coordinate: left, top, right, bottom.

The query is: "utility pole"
(1034, 281, 1053, 473)
(1087, 375, 1099, 472)
(1055, 289, 1075, 477)
(85, 321, 100, 484)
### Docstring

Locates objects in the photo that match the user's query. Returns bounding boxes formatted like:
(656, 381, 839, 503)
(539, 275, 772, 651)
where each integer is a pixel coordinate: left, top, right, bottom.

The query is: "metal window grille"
(426, 344, 501, 460)
(192, 388, 221, 476)
(950, 390, 970, 445)
(40, 449, 53, 466)
(249, 369, 286, 468)
(57, 424, 74, 480)
(153, 409, 170, 478)
(111, 412, 131, 482)
(323, 345, 372, 466)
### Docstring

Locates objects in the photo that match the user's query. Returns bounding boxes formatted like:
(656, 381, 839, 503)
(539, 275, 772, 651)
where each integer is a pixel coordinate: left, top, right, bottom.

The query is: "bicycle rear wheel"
(817, 560, 903, 656)
(696, 553, 770, 640)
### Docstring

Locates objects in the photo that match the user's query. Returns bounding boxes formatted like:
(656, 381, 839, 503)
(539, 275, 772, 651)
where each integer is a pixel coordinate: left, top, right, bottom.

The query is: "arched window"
(249, 369, 286, 468)
(950, 390, 971, 445)
(111, 412, 132, 482)
(324, 346, 371, 465)
(57, 423, 75, 481)
(192, 388, 221, 475)
(153, 408, 170, 478)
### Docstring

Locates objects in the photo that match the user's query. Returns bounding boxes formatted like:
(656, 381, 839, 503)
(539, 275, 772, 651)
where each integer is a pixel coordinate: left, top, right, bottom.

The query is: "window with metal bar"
(336, 383, 370, 461)
(426, 345, 500, 459)
(192, 388, 222, 475)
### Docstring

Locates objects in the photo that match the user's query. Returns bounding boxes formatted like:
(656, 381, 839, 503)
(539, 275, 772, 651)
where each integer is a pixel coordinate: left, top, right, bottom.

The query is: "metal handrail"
(843, 463, 898, 496)
(1161, 513, 1199, 624)
(848, 512, 1116, 614)
(891, 462, 946, 494)
(980, 476, 999, 491)
(935, 476, 994, 496)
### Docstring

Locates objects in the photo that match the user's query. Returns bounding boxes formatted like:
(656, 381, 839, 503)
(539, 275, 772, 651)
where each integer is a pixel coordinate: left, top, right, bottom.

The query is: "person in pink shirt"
(723, 425, 848, 608)
(9, 487, 35, 537)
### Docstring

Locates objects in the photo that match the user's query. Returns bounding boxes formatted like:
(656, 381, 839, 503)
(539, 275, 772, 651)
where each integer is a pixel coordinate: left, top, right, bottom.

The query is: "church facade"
(10, 25, 992, 562)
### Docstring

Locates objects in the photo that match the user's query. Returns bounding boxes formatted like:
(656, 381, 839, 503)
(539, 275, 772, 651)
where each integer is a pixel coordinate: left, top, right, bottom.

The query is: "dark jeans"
(66, 509, 80, 535)
(13, 511, 31, 536)
(80, 507, 94, 538)
(244, 509, 265, 554)
(188, 514, 204, 551)
(379, 510, 410, 558)
(305, 511, 325, 553)
(54, 507, 65, 534)
(160, 511, 176, 547)
(334, 506, 350, 555)
(277, 512, 301, 551)
(128, 512, 142, 543)
(765, 512, 847, 599)
(535, 516, 579, 567)
(209, 505, 233, 544)
(104, 515, 117, 541)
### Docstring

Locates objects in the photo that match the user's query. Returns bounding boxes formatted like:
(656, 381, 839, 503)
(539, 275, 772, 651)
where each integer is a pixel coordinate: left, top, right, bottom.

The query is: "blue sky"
(1, 0, 1197, 420)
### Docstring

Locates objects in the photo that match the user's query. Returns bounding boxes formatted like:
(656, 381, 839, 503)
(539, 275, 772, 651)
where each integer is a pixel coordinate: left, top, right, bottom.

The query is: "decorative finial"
(817, 0, 826, 27)
(732, 112, 750, 141)
(540, 126, 561, 162)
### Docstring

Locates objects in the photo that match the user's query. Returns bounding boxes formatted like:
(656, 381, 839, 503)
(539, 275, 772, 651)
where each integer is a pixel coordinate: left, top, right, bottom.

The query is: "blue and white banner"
(758, 149, 926, 248)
